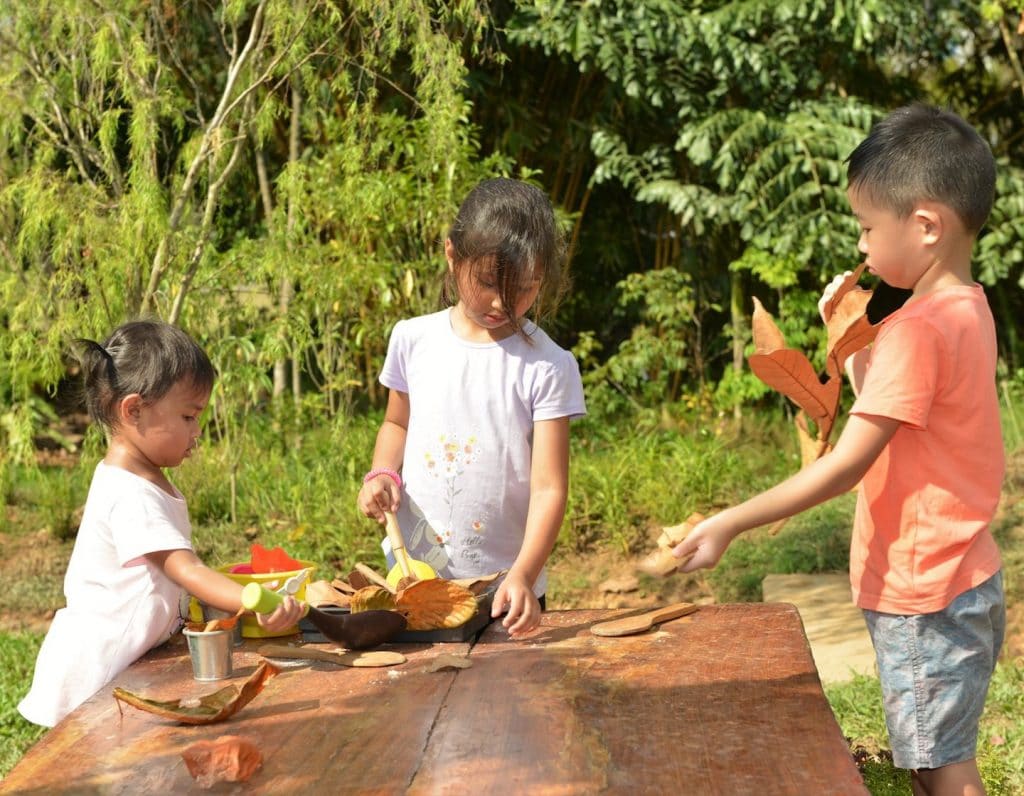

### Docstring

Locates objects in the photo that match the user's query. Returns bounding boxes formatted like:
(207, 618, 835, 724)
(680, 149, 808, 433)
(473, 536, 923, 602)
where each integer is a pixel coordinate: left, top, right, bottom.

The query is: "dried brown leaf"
(820, 262, 869, 323)
(826, 314, 879, 381)
(349, 585, 398, 613)
(182, 735, 262, 787)
(822, 264, 882, 379)
(395, 579, 478, 630)
(796, 411, 831, 466)
(112, 662, 279, 725)
(426, 653, 473, 672)
(449, 570, 508, 595)
(751, 297, 787, 353)
(748, 350, 840, 429)
(306, 580, 349, 608)
(332, 577, 358, 595)
(345, 570, 370, 590)
(638, 513, 705, 577)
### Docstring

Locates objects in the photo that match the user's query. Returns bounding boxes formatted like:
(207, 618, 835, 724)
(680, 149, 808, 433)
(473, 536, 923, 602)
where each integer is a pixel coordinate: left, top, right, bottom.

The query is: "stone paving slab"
(762, 573, 877, 685)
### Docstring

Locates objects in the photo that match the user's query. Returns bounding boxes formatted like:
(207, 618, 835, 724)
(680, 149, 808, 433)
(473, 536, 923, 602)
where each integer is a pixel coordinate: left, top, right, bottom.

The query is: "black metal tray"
(300, 586, 497, 644)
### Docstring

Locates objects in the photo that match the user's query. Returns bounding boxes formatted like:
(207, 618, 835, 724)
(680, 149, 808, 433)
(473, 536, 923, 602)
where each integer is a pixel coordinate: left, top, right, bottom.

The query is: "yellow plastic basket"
(188, 560, 317, 638)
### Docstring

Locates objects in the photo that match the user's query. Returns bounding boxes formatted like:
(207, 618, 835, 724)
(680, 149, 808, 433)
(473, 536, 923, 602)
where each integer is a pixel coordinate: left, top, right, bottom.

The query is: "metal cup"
(200, 604, 243, 646)
(183, 628, 233, 681)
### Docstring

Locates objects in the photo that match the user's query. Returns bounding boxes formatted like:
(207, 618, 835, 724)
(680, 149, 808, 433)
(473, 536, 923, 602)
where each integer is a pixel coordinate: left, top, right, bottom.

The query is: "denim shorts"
(862, 571, 1005, 770)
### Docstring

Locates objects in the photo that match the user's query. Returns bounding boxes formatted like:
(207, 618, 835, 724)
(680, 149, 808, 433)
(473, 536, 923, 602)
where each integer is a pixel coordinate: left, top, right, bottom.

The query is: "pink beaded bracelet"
(363, 467, 402, 490)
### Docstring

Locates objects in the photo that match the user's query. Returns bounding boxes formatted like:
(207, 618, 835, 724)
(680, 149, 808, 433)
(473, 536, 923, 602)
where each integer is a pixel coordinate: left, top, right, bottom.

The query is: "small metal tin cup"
(200, 604, 243, 646)
(183, 627, 233, 681)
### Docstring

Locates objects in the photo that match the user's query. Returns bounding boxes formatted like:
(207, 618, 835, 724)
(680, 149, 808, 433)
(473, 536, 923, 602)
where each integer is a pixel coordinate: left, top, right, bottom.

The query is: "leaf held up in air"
(749, 296, 841, 435)
(751, 296, 788, 353)
(823, 264, 879, 379)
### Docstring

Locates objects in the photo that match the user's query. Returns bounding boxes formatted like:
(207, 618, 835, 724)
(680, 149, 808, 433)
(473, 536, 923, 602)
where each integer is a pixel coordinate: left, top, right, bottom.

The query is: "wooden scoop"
(258, 644, 405, 668)
(241, 583, 407, 650)
(384, 511, 436, 588)
(590, 602, 698, 637)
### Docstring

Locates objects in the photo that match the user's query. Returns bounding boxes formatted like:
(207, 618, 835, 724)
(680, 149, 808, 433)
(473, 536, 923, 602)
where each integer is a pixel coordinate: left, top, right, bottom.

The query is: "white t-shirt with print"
(18, 461, 193, 727)
(380, 309, 586, 596)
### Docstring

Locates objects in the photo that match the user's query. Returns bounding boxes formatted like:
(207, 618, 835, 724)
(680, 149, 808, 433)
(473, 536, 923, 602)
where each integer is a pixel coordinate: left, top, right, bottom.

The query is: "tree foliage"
(1, 0, 1023, 464)
(502, 0, 1024, 417)
(0, 0, 500, 464)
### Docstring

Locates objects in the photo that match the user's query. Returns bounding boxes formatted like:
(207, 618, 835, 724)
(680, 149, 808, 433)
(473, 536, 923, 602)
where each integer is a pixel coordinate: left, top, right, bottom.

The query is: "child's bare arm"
(358, 389, 410, 519)
(675, 412, 900, 572)
(149, 549, 303, 631)
(494, 417, 569, 636)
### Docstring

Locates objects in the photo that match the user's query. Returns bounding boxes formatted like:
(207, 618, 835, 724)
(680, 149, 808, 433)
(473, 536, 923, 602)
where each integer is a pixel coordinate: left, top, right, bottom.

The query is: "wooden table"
(2, 604, 867, 795)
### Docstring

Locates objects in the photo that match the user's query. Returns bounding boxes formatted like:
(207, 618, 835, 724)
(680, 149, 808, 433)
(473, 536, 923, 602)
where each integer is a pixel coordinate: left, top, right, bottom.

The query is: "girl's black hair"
(441, 178, 567, 337)
(77, 320, 216, 433)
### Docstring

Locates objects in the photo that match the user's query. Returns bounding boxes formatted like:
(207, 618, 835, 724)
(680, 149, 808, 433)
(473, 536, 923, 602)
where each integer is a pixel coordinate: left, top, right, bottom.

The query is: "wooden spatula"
(590, 602, 698, 637)
(258, 644, 406, 667)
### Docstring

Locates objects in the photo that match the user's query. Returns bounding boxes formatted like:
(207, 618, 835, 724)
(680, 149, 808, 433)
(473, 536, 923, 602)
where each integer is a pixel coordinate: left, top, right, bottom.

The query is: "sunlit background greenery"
(2, 1, 1024, 791)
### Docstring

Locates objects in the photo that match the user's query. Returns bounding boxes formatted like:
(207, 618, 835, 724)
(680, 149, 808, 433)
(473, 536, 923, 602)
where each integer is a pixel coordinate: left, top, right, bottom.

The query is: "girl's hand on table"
(492, 571, 541, 638)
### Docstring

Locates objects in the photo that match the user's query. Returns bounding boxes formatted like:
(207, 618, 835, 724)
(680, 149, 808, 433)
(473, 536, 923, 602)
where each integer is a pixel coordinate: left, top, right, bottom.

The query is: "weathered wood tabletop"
(2, 603, 867, 795)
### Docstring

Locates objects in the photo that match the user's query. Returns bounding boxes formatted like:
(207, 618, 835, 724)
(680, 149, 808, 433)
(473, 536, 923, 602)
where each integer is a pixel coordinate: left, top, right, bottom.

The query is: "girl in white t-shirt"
(357, 178, 586, 638)
(19, 320, 302, 727)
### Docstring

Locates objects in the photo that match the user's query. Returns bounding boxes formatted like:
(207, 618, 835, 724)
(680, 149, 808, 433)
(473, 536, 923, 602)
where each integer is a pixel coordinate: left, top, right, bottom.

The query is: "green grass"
(0, 633, 46, 775)
(826, 661, 1024, 795)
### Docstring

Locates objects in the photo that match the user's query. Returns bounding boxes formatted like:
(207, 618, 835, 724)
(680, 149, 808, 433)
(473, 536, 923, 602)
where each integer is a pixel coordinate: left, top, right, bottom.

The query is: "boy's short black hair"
(846, 103, 995, 235)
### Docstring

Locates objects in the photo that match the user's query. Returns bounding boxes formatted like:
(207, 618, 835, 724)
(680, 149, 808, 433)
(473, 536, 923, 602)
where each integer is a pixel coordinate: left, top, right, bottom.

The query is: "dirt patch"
(546, 542, 714, 610)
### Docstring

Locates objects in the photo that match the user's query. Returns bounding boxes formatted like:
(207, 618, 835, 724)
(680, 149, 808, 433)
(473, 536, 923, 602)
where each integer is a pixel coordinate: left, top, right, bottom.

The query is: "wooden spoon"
(259, 644, 405, 668)
(590, 602, 698, 637)
(383, 511, 436, 587)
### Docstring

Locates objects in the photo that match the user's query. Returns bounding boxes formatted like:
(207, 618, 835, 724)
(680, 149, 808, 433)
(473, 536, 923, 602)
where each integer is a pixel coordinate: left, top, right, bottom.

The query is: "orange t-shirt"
(849, 284, 1003, 614)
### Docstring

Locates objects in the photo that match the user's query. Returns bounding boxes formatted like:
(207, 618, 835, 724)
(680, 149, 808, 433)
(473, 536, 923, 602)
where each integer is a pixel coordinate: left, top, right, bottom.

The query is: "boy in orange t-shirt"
(675, 104, 1004, 795)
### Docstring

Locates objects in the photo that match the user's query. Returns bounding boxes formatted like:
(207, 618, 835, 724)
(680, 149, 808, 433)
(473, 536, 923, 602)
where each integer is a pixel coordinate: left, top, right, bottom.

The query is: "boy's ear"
(913, 203, 943, 247)
(118, 393, 144, 425)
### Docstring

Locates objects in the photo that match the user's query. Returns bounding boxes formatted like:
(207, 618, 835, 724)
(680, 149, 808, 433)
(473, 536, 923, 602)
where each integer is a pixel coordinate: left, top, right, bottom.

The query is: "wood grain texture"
(3, 606, 866, 795)
(409, 605, 866, 795)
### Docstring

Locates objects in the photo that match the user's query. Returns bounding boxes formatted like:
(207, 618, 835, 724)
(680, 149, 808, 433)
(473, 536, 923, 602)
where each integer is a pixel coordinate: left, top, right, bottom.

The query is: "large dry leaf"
(748, 297, 841, 432)
(747, 349, 841, 432)
(819, 262, 869, 323)
(349, 585, 398, 613)
(820, 264, 887, 380)
(395, 579, 478, 630)
(112, 661, 279, 725)
(751, 297, 788, 353)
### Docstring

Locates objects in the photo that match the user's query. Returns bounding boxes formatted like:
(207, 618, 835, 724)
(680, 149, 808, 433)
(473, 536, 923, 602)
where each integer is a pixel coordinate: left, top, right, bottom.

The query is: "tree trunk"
(730, 269, 747, 422)
(273, 81, 302, 401)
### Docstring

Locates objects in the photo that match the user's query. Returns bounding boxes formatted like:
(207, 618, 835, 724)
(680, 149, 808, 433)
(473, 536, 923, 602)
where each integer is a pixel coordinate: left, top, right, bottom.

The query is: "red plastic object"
(250, 543, 303, 573)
